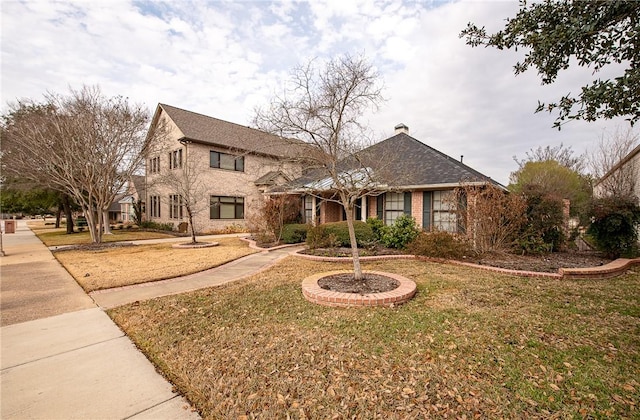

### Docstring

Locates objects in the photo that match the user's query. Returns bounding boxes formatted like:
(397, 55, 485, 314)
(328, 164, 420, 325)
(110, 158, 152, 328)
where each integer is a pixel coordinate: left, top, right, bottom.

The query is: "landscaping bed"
(301, 246, 611, 273)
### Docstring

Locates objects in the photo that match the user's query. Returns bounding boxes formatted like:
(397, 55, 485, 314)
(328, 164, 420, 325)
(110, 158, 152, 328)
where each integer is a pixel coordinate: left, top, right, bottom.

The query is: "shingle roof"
(358, 133, 497, 187)
(289, 132, 501, 190)
(158, 104, 304, 159)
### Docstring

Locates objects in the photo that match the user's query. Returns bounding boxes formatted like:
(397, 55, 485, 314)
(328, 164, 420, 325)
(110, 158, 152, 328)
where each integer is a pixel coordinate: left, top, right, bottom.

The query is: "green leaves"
(460, 0, 640, 126)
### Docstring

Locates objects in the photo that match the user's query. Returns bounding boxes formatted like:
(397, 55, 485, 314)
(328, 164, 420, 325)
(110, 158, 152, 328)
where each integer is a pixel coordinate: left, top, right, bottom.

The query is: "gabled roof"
(156, 104, 304, 159)
(254, 170, 290, 186)
(130, 175, 145, 198)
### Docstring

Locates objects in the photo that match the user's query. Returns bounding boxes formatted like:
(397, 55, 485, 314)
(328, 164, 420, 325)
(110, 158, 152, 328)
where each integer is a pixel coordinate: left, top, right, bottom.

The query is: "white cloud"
(1, 0, 633, 185)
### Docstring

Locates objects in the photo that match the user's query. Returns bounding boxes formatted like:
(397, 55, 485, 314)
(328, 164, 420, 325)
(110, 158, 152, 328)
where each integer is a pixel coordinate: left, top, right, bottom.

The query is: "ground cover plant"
(109, 257, 639, 419)
(55, 238, 258, 292)
(29, 221, 174, 247)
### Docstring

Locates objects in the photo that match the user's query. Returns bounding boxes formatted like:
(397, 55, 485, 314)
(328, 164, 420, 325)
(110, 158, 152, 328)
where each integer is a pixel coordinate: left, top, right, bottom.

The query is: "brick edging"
(559, 258, 640, 279)
(240, 237, 304, 252)
(293, 249, 640, 280)
(301, 270, 417, 307)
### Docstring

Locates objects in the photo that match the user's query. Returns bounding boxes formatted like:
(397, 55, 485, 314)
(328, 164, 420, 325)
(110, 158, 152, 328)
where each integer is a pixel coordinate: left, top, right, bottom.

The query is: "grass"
(55, 238, 258, 292)
(109, 257, 640, 419)
(29, 221, 175, 246)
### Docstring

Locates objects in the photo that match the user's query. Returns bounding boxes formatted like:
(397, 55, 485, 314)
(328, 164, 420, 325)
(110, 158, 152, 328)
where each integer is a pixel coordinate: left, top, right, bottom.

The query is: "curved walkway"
(90, 244, 303, 309)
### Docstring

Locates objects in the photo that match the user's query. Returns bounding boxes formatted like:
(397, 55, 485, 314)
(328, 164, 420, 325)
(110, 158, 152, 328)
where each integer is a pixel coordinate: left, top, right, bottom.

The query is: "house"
(144, 104, 305, 232)
(107, 175, 146, 224)
(144, 104, 500, 234)
(593, 144, 640, 200)
(285, 123, 502, 232)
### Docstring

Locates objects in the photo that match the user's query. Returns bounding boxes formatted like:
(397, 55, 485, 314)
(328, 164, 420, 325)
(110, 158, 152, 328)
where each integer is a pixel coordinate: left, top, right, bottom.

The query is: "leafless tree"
(514, 143, 585, 173)
(455, 182, 527, 254)
(589, 127, 639, 198)
(150, 142, 209, 243)
(254, 54, 385, 280)
(1, 86, 151, 243)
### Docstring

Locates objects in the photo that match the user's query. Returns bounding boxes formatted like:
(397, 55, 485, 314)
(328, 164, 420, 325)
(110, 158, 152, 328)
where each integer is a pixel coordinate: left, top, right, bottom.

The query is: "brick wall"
(411, 191, 423, 228)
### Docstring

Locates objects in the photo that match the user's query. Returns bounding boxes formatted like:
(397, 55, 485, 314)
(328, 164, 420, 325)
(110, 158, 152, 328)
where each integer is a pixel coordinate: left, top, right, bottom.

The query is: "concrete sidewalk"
(0, 221, 200, 419)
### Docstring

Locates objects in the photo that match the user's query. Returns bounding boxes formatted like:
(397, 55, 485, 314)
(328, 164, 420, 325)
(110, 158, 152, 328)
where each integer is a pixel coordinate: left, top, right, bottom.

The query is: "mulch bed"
(300, 246, 404, 257)
(318, 272, 399, 294)
(303, 247, 612, 273)
(53, 242, 137, 252)
(473, 251, 611, 273)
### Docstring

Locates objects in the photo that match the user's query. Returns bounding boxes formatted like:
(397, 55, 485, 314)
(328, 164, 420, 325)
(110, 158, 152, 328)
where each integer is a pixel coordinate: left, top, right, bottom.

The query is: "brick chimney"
(394, 123, 409, 134)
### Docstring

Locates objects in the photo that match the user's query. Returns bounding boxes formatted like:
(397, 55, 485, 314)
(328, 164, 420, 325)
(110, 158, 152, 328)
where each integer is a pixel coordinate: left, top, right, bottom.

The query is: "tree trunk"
(344, 201, 363, 281)
(187, 207, 197, 243)
(103, 211, 112, 235)
(55, 208, 62, 228)
(85, 208, 101, 243)
(62, 195, 74, 234)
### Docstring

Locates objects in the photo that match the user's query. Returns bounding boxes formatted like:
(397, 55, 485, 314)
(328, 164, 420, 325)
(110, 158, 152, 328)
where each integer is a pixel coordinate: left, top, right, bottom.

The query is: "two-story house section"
(145, 104, 305, 232)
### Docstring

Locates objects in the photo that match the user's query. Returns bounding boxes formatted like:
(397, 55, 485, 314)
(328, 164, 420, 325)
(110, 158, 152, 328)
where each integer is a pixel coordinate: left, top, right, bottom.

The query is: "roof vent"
(394, 123, 409, 134)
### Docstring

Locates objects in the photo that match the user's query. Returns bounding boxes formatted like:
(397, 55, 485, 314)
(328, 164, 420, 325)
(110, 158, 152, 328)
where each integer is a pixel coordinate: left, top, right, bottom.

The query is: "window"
(169, 194, 183, 219)
(149, 156, 161, 174)
(384, 192, 405, 225)
(210, 196, 244, 219)
(304, 196, 314, 224)
(210, 151, 244, 172)
(149, 195, 161, 218)
(169, 148, 183, 169)
(432, 191, 457, 232)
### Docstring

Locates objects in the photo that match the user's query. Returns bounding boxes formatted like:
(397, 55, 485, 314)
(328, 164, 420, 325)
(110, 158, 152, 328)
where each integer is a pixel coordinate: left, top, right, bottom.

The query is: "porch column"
(312, 195, 317, 226)
(361, 196, 367, 221)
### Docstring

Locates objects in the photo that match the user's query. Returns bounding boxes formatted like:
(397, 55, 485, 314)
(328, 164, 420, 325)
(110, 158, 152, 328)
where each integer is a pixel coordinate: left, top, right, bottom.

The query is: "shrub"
(281, 223, 309, 244)
(516, 185, 566, 254)
(366, 217, 386, 241)
(406, 231, 471, 259)
(262, 196, 301, 241)
(380, 214, 420, 249)
(306, 225, 328, 248)
(306, 221, 375, 248)
(588, 196, 640, 258)
(326, 221, 375, 247)
(140, 220, 174, 231)
(454, 183, 527, 253)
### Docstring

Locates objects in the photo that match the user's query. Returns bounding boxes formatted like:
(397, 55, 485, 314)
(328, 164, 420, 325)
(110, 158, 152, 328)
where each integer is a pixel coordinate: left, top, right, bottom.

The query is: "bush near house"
(140, 220, 175, 232)
(306, 221, 375, 248)
(588, 196, 640, 258)
(281, 223, 309, 244)
(517, 185, 566, 254)
(380, 214, 420, 249)
(407, 230, 472, 259)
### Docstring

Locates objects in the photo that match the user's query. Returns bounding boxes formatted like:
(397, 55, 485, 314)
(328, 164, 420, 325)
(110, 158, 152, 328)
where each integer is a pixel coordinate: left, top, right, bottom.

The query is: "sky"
(1, 0, 632, 185)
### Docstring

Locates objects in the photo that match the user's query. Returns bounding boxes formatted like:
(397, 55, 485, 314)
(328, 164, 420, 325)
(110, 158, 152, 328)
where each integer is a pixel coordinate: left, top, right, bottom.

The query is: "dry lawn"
(29, 221, 175, 246)
(55, 238, 258, 291)
(109, 257, 640, 419)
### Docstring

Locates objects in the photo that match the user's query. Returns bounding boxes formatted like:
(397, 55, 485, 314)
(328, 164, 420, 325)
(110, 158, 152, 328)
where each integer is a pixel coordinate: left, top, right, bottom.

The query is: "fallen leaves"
(108, 257, 640, 419)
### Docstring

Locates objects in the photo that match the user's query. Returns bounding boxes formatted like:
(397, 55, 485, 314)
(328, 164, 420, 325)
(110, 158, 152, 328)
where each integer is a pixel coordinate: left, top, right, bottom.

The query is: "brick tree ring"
(301, 270, 417, 308)
(172, 242, 219, 249)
